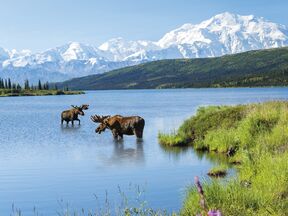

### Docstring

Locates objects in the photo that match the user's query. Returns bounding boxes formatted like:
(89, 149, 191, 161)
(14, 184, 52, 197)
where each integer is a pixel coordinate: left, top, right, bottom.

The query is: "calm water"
(0, 88, 288, 215)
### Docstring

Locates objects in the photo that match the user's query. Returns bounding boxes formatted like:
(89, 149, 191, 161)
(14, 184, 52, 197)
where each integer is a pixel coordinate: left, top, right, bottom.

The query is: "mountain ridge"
(1, 12, 288, 84)
(56, 47, 288, 90)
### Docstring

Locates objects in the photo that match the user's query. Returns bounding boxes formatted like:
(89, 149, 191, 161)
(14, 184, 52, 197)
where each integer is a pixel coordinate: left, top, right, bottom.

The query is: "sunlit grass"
(159, 101, 288, 215)
(0, 88, 84, 97)
(207, 165, 228, 177)
(158, 131, 184, 147)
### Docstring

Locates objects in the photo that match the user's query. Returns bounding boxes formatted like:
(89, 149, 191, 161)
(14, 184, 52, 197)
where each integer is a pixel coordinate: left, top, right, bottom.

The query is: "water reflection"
(113, 140, 144, 164)
(60, 124, 82, 132)
(159, 145, 190, 160)
(96, 139, 145, 166)
(160, 144, 233, 167)
(194, 150, 232, 167)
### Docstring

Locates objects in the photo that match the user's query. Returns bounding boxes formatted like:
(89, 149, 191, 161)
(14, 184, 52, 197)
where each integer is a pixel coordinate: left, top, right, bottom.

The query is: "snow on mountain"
(157, 12, 288, 57)
(98, 37, 159, 61)
(1, 12, 288, 84)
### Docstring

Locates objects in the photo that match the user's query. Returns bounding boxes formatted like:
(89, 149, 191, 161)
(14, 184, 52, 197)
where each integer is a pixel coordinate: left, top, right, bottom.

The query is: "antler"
(90, 115, 110, 123)
(71, 105, 78, 109)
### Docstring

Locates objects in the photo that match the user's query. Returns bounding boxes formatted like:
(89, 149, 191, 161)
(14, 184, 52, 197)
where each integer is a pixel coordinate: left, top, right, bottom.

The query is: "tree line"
(0, 78, 65, 91)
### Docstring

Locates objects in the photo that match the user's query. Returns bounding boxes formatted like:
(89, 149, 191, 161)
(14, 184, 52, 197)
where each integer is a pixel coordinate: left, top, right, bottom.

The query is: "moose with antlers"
(90, 114, 145, 139)
(61, 104, 89, 125)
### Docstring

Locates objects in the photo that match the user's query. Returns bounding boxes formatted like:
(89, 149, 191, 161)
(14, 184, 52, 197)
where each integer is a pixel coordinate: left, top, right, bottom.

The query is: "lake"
(0, 88, 288, 215)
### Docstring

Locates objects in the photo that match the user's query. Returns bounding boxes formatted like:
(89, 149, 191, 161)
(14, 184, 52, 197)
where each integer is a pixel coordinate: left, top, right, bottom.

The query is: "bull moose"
(61, 104, 89, 125)
(90, 114, 145, 139)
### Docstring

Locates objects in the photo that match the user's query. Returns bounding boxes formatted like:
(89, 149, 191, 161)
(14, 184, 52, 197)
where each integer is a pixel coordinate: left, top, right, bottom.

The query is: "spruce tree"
(17, 84, 22, 90)
(8, 78, 11, 89)
(0, 78, 3, 89)
(24, 79, 30, 90)
(38, 80, 42, 90)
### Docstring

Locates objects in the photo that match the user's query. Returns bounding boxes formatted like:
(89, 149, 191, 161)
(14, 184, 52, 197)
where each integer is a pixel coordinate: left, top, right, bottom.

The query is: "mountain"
(1, 12, 288, 84)
(56, 47, 288, 89)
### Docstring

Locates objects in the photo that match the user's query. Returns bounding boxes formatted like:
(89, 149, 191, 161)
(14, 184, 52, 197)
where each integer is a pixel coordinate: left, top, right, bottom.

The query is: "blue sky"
(1, 0, 288, 51)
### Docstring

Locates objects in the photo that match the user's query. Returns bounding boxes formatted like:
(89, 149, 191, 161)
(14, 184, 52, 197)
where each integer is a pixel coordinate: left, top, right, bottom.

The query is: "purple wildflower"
(194, 176, 207, 211)
(208, 210, 222, 216)
(195, 176, 222, 216)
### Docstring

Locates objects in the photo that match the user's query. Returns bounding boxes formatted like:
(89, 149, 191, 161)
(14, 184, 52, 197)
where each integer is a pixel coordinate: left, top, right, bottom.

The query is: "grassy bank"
(159, 101, 288, 215)
(0, 89, 84, 97)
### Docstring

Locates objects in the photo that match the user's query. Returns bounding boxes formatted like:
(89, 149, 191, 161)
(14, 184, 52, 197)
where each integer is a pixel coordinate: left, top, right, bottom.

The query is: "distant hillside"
(57, 47, 288, 90)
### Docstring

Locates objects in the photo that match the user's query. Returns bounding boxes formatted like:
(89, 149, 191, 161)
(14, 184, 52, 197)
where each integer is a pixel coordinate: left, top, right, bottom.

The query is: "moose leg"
(118, 133, 123, 140)
(72, 120, 74, 126)
(76, 118, 80, 125)
(61, 119, 64, 124)
(135, 129, 143, 139)
(138, 131, 143, 139)
(112, 129, 119, 139)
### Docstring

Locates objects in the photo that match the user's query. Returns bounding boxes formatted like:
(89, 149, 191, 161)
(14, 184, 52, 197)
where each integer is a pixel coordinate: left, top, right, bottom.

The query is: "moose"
(61, 104, 89, 125)
(90, 114, 145, 139)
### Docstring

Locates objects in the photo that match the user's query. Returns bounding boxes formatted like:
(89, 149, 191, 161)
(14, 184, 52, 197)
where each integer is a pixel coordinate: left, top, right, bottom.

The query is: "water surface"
(0, 88, 288, 215)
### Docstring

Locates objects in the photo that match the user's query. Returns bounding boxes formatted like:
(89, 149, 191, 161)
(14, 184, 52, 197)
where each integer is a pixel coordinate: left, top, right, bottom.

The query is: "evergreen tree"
(8, 78, 11, 89)
(38, 80, 42, 90)
(45, 82, 49, 90)
(24, 79, 30, 90)
(17, 84, 22, 90)
(0, 78, 3, 89)
(12, 83, 16, 90)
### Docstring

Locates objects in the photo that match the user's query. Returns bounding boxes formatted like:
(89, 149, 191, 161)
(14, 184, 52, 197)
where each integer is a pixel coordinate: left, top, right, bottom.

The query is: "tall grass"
(10, 185, 173, 216)
(159, 101, 288, 215)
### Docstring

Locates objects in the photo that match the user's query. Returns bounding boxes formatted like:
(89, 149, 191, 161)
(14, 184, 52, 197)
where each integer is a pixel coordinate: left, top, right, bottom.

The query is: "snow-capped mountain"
(1, 12, 288, 84)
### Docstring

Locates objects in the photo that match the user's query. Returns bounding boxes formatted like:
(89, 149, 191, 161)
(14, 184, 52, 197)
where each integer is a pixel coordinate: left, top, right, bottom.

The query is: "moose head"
(90, 115, 111, 134)
(71, 105, 85, 116)
(81, 104, 89, 110)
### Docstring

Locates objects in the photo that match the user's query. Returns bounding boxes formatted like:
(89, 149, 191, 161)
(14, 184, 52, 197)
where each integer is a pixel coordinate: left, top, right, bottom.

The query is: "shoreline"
(0, 89, 84, 97)
(69, 85, 288, 92)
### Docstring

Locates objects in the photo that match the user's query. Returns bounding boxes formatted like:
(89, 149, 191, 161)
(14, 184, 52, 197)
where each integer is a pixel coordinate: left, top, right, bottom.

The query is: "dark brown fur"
(61, 104, 89, 125)
(91, 115, 145, 139)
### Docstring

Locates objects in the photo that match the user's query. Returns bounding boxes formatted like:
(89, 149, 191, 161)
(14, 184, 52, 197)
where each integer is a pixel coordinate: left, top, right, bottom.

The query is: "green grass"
(159, 101, 288, 216)
(207, 165, 228, 177)
(158, 132, 185, 147)
(0, 89, 84, 97)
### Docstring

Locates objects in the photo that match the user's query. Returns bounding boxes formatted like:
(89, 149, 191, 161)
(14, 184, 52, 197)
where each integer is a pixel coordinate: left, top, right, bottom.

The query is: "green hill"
(58, 47, 288, 90)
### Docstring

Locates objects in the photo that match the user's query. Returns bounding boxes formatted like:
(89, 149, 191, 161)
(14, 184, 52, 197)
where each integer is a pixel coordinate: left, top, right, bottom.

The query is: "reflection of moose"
(110, 140, 144, 164)
(90, 115, 145, 139)
(61, 104, 89, 125)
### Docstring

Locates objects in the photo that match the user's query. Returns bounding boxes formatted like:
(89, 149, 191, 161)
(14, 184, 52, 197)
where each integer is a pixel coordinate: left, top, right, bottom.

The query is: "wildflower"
(194, 176, 206, 210)
(194, 176, 222, 216)
(208, 210, 222, 216)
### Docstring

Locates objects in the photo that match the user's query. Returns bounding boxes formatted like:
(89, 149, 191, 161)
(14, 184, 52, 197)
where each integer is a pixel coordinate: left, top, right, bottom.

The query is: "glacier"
(0, 12, 288, 84)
